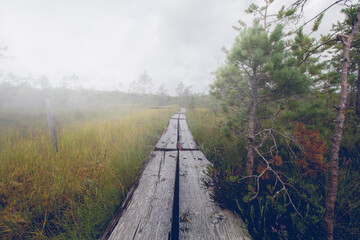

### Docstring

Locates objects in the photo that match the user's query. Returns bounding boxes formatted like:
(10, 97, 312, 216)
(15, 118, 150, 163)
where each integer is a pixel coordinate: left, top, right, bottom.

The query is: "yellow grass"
(0, 105, 174, 239)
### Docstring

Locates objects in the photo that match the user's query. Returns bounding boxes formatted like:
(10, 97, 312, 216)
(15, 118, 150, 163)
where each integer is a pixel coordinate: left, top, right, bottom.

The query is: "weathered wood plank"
(155, 118, 178, 150)
(171, 113, 180, 119)
(179, 151, 251, 240)
(179, 119, 197, 150)
(179, 113, 186, 119)
(108, 151, 178, 240)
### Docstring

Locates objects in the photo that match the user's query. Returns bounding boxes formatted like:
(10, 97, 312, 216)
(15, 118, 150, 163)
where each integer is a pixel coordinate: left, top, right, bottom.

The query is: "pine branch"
(294, 0, 345, 32)
(297, 37, 338, 66)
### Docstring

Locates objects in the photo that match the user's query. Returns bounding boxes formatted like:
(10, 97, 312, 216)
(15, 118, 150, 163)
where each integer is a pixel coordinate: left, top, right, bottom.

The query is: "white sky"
(0, 0, 348, 95)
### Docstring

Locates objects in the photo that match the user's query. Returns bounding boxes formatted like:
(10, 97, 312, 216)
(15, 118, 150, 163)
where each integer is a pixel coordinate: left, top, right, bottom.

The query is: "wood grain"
(103, 108, 251, 240)
(179, 119, 197, 150)
(155, 118, 178, 150)
(179, 151, 251, 240)
(108, 151, 178, 240)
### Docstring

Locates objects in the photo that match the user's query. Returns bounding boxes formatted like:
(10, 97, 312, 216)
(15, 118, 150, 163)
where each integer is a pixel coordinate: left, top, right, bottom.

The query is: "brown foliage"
(294, 122, 327, 178)
(257, 164, 270, 179)
(272, 155, 283, 166)
(256, 155, 283, 180)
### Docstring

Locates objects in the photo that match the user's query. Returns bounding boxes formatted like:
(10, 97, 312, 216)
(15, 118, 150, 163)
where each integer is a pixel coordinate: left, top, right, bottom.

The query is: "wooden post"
(46, 99, 58, 152)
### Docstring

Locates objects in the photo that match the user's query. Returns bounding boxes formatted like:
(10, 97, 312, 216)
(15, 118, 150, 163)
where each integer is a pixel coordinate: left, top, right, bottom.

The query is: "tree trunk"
(246, 71, 258, 175)
(325, 8, 360, 240)
(356, 56, 360, 117)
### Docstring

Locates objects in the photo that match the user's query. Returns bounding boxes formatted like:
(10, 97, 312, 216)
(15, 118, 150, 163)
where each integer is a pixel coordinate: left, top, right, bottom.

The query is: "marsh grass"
(186, 108, 247, 170)
(0, 105, 174, 239)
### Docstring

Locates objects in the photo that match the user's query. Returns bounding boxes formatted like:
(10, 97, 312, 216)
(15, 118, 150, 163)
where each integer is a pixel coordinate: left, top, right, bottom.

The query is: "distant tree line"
(0, 71, 210, 114)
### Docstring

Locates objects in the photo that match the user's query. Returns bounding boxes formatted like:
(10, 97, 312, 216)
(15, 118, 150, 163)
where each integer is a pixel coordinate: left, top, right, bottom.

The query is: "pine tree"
(211, 19, 309, 175)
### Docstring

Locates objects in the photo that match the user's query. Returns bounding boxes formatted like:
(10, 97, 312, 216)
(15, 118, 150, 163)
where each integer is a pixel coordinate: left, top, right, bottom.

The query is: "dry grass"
(0, 105, 174, 239)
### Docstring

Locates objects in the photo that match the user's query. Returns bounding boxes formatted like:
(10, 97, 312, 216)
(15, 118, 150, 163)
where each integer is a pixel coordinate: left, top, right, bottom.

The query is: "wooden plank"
(171, 113, 180, 119)
(108, 151, 178, 240)
(179, 113, 186, 119)
(179, 151, 251, 240)
(179, 119, 197, 150)
(155, 118, 178, 150)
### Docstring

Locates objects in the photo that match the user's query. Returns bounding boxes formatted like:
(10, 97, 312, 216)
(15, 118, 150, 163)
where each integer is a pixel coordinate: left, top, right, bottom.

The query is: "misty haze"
(1, 1, 359, 240)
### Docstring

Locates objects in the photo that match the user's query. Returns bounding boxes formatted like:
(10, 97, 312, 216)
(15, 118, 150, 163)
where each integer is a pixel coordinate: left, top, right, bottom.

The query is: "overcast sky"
(0, 0, 347, 95)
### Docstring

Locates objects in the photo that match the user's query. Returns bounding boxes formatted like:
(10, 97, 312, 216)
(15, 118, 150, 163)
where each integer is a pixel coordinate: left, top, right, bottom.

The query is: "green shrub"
(188, 108, 360, 240)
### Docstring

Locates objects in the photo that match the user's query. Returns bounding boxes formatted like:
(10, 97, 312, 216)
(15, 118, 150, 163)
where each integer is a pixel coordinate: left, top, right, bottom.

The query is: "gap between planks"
(102, 109, 250, 240)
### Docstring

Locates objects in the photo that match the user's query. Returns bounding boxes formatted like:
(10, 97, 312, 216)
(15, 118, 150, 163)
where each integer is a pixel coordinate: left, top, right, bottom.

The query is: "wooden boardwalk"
(101, 109, 250, 240)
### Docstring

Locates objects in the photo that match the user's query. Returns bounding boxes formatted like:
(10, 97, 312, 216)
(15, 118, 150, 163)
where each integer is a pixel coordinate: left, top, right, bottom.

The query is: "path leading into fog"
(101, 109, 251, 240)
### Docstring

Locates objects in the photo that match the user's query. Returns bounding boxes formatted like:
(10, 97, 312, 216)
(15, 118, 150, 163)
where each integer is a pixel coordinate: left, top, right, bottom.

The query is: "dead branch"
(294, 0, 345, 32)
(253, 147, 303, 218)
(239, 124, 304, 218)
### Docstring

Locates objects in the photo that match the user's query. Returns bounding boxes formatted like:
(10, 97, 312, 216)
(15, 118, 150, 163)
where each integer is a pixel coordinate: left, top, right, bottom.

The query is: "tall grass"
(186, 108, 247, 170)
(0, 105, 174, 239)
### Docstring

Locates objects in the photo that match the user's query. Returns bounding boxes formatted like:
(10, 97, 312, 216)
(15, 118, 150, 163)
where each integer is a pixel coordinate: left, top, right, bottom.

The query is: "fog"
(0, 0, 346, 96)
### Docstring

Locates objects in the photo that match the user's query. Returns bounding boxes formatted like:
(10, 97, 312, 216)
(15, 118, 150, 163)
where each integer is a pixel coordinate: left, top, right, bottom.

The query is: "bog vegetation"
(0, 93, 174, 239)
(2, 1, 360, 240)
(186, 1, 360, 240)
(0, 56, 207, 239)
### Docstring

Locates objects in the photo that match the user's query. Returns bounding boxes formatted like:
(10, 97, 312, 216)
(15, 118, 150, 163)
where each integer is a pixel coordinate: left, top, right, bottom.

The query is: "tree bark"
(356, 55, 360, 117)
(246, 70, 258, 175)
(325, 8, 360, 240)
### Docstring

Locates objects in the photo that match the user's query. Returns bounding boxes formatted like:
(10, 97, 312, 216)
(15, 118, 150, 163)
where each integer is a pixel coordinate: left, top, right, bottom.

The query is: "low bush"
(188, 108, 360, 240)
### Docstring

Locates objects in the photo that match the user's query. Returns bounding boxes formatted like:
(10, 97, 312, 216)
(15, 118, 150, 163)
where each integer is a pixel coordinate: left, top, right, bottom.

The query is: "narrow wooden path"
(101, 109, 250, 240)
